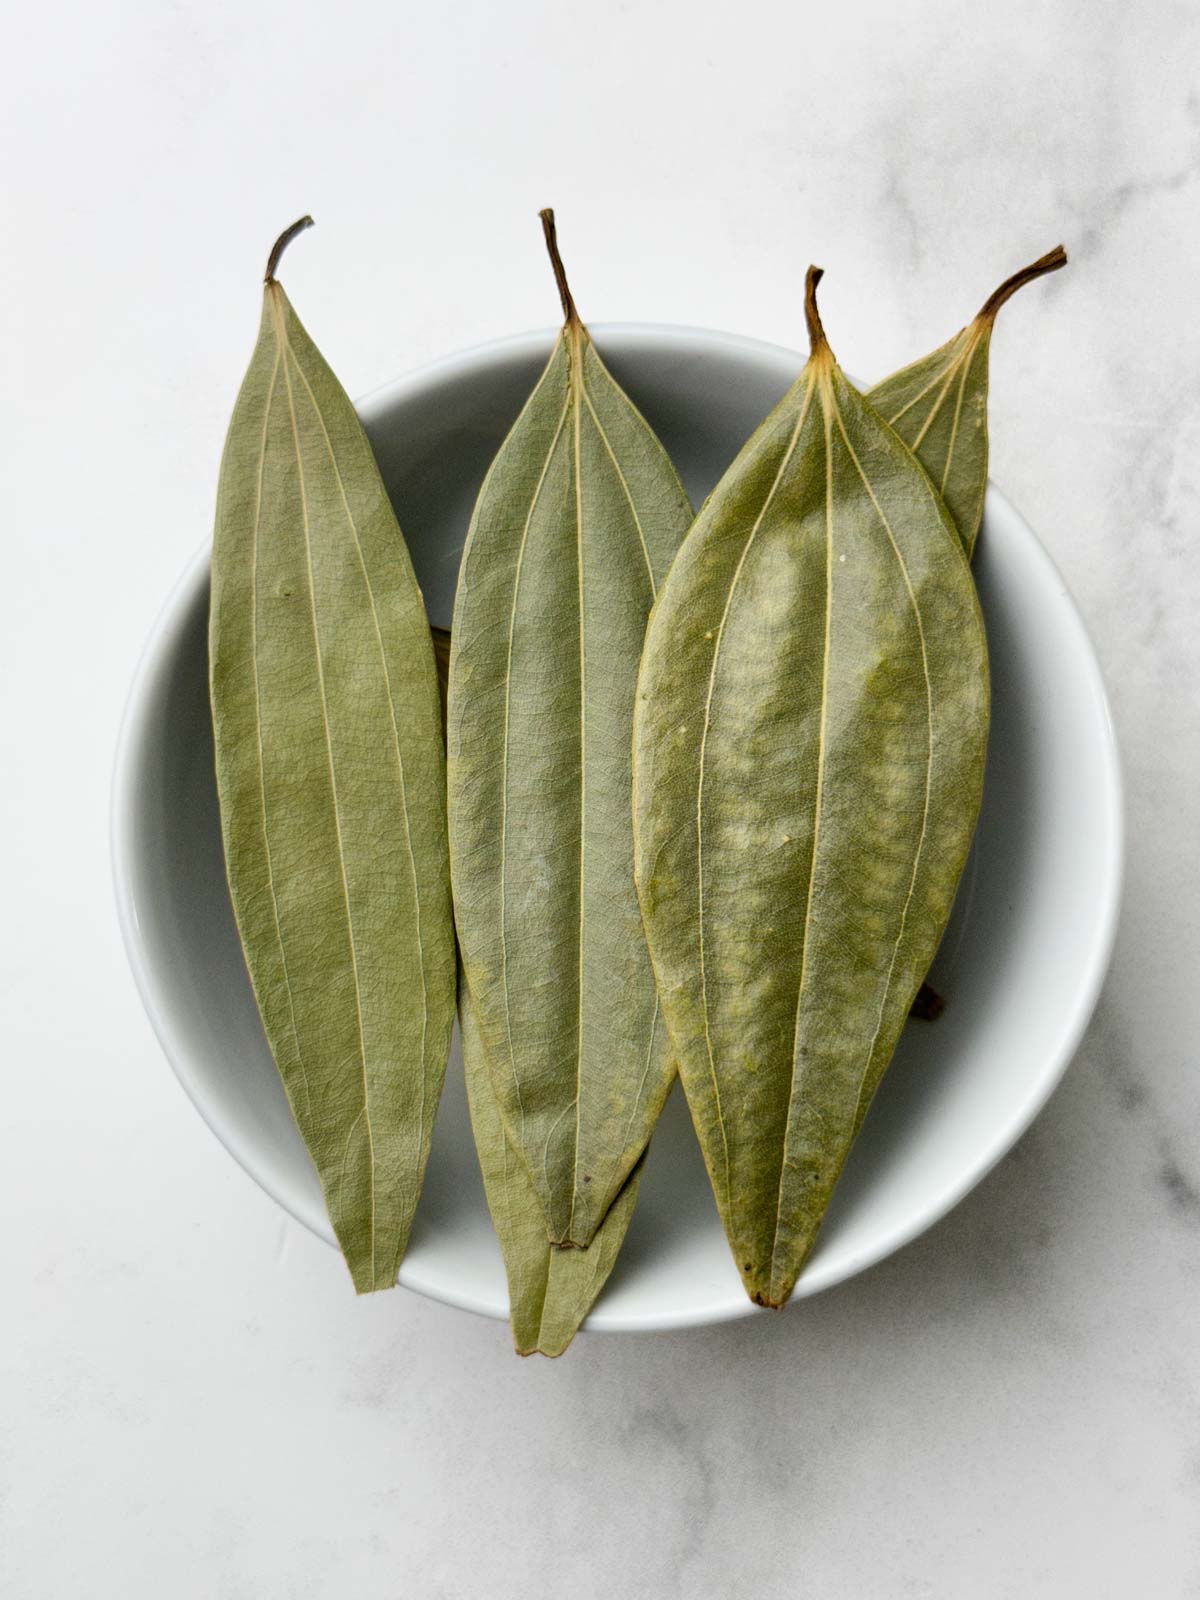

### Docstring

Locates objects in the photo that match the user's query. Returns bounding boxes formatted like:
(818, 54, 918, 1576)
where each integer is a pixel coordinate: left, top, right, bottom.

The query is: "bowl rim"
(111, 320, 1125, 1332)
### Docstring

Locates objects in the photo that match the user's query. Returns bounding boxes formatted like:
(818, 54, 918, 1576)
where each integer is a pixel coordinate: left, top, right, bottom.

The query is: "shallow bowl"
(112, 325, 1123, 1331)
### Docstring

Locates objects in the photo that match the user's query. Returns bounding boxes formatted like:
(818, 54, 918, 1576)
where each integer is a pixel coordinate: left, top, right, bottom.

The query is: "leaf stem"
(265, 216, 315, 284)
(804, 265, 829, 357)
(539, 209, 580, 326)
(976, 244, 1067, 323)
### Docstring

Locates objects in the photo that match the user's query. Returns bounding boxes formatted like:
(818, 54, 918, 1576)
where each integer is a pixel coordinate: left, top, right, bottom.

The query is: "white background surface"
(3, 2, 1198, 1595)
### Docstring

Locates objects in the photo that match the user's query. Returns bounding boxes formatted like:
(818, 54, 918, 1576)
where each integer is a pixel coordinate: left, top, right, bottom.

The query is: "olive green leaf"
(447, 210, 692, 1249)
(460, 986, 640, 1356)
(633, 268, 990, 1309)
(210, 218, 456, 1294)
(866, 245, 1067, 556)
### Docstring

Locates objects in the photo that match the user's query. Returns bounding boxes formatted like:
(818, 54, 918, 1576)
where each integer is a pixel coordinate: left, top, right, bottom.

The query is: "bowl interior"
(114, 325, 1121, 1330)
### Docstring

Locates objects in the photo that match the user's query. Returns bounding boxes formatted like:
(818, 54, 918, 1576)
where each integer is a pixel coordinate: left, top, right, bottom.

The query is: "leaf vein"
(697, 379, 816, 1221)
(939, 342, 973, 495)
(273, 293, 378, 1289)
(568, 325, 587, 1240)
(831, 405, 935, 1134)
(499, 392, 572, 1144)
(288, 349, 433, 1183)
(248, 348, 313, 1128)
(580, 384, 657, 595)
(767, 380, 834, 1294)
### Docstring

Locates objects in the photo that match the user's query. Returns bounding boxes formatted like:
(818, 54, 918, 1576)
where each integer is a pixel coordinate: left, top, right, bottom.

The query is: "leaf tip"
(750, 1289, 787, 1310)
(515, 1340, 568, 1359)
(264, 215, 315, 285)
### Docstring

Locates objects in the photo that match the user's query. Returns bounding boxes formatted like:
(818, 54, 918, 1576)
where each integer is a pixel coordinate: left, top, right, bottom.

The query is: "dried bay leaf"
(866, 246, 1067, 556)
(447, 210, 693, 1248)
(461, 987, 640, 1356)
(632, 268, 989, 1308)
(868, 247, 1065, 1016)
(210, 219, 456, 1294)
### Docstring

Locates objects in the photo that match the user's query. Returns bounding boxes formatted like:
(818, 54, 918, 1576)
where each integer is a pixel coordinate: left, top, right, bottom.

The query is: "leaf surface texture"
(448, 303, 692, 1247)
(633, 280, 989, 1306)
(210, 271, 455, 1294)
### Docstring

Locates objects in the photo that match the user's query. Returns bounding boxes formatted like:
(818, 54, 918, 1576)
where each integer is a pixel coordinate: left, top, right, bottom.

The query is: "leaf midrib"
(271, 289, 378, 1286)
(248, 345, 313, 1129)
(578, 361, 664, 1213)
(764, 382, 938, 1296)
(497, 365, 571, 1147)
(286, 347, 434, 1194)
(695, 377, 817, 1221)
(568, 321, 587, 1238)
(765, 376, 836, 1291)
(492, 332, 675, 1241)
(830, 400, 936, 1135)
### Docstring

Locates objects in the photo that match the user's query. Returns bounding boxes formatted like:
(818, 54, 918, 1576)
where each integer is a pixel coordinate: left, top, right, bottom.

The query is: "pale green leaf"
(210, 225, 456, 1294)
(447, 213, 692, 1248)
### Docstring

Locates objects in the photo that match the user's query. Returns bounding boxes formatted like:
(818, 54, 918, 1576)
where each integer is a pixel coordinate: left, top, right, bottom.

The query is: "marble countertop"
(4, 2, 1198, 1594)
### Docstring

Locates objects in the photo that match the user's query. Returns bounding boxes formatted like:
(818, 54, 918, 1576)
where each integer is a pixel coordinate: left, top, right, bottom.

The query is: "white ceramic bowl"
(112, 325, 1123, 1331)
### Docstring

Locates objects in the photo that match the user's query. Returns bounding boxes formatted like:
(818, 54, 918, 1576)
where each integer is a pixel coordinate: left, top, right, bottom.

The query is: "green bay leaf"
(210, 220, 456, 1294)
(633, 268, 990, 1308)
(447, 211, 692, 1248)
(461, 986, 639, 1356)
(866, 245, 1066, 556)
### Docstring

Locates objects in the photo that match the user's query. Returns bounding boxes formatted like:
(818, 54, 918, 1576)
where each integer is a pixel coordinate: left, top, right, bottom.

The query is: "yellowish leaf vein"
(499, 390, 571, 1141)
(248, 347, 313, 1127)
(697, 379, 815, 1221)
(831, 406, 935, 1135)
(767, 379, 834, 1295)
(567, 324, 587, 1239)
(272, 292, 378, 1289)
(289, 350, 432, 1182)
